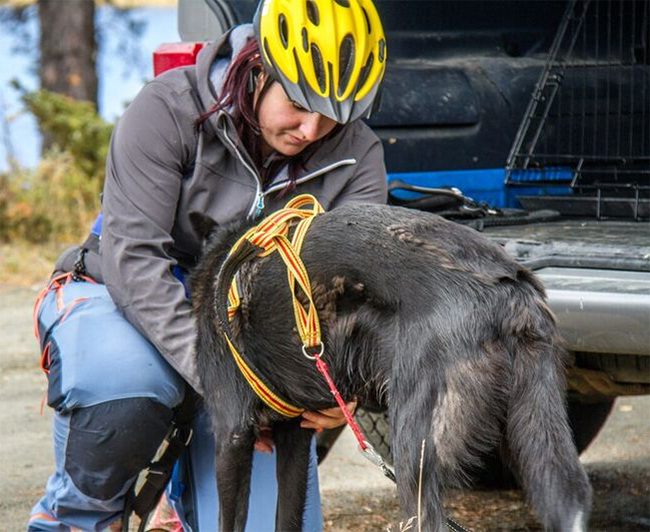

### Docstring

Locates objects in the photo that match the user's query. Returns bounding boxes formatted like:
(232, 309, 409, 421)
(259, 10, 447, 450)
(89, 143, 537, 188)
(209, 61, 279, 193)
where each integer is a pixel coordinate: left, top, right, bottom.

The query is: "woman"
(29, 0, 387, 530)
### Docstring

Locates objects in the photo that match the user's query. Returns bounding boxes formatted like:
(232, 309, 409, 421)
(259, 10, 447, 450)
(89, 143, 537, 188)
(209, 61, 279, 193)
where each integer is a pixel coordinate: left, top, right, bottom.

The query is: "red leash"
(311, 348, 472, 532)
(306, 346, 396, 483)
(313, 352, 367, 449)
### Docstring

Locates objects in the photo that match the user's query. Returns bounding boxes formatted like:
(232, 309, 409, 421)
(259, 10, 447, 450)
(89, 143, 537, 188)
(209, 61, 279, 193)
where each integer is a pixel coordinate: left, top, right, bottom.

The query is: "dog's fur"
(190, 203, 592, 532)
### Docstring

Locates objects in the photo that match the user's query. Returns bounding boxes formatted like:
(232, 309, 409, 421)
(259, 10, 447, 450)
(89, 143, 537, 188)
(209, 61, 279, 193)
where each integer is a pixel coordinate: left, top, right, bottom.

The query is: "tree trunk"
(38, 0, 97, 149)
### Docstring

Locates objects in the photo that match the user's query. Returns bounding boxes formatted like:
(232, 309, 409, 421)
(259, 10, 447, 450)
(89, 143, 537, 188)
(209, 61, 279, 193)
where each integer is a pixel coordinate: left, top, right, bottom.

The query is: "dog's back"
(310, 204, 591, 530)
(194, 203, 591, 531)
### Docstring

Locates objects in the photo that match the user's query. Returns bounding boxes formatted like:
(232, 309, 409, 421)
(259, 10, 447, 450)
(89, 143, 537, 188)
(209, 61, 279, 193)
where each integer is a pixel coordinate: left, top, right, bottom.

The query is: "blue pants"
(28, 278, 323, 531)
(171, 413, 323, 532)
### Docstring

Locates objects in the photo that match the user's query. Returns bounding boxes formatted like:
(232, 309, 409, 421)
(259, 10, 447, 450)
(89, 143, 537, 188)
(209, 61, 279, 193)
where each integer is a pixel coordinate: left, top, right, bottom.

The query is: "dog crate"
(506, 0, 650, 220)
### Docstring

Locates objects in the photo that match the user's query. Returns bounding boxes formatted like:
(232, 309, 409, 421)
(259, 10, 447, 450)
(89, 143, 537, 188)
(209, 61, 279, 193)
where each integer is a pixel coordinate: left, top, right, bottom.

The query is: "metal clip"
(359, 441, 396, 483)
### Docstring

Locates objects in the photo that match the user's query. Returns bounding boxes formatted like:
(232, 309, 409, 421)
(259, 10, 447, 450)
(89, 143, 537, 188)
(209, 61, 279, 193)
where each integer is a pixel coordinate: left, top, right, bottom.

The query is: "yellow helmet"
(254, 0, 387, 123)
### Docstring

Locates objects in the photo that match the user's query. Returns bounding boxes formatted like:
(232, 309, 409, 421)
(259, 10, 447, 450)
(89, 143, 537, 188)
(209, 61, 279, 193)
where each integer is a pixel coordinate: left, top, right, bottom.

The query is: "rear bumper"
(483, 220, 650, 358)
(535, 267, 650, 356)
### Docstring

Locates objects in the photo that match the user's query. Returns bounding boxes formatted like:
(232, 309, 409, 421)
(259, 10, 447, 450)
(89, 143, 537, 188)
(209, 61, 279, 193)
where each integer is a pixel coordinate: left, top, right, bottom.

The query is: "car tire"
(353, 408, 392, 460)
(566, 396, 616, 453)
(315, 408, 390, 465)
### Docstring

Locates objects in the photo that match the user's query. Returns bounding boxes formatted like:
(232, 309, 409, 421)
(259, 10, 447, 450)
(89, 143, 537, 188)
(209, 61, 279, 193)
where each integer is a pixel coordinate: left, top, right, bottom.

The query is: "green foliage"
(0, 151, 103, 243)
(15, 82, 114, 179)
(0, 87, 111, 244)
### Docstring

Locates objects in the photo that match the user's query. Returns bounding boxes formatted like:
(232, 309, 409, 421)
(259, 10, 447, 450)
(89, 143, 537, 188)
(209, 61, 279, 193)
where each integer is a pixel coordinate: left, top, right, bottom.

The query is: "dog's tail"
(504, 276, 592, 531)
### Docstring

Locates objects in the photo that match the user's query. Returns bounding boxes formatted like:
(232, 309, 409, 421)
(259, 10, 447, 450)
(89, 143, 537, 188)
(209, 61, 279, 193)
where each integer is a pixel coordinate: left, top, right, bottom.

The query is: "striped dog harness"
(215, 194, 325, 417)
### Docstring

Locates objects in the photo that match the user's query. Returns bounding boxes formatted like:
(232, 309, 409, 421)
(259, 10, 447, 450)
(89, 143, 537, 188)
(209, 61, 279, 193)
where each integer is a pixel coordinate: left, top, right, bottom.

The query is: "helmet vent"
(301, 27, 309, 52)
(378, 39, 386, 62)
(279, 14, 289, 49)
(338, 34, 355, 97)
(310, 43, 327, 93)
(334, 0, 351, 6)
(306, 0, 320, 25)
(357, 52, 374, 92)
(361, 7, 371, 33)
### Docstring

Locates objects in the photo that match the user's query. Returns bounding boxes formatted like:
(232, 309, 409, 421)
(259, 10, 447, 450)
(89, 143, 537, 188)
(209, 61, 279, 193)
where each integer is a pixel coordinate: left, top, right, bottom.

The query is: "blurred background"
(0, 0, 178, 285)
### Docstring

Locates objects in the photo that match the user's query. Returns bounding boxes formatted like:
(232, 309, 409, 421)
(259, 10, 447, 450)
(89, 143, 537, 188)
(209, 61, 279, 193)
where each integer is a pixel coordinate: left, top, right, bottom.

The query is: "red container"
(153, 42, 205, 77)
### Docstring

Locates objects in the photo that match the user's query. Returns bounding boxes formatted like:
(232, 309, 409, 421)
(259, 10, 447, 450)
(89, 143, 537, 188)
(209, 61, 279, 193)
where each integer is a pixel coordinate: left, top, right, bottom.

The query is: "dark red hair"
(197, 39, 264, 167)
(197, 38, 341, 191)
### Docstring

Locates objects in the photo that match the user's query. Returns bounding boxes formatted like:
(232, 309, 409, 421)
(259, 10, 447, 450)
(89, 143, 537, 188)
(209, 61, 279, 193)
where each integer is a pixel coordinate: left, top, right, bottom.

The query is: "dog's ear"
(189, 211, 218, 241)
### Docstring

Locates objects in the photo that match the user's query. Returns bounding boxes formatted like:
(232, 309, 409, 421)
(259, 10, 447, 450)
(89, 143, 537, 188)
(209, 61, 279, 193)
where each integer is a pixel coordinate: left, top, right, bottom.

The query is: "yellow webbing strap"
(222, 334, 304, 417)
(223, 194, 325, 417)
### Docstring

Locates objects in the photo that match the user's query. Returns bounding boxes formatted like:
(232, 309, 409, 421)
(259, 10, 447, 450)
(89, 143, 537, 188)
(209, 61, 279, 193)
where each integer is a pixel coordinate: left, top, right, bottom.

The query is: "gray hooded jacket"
(67, 26, 386, 393)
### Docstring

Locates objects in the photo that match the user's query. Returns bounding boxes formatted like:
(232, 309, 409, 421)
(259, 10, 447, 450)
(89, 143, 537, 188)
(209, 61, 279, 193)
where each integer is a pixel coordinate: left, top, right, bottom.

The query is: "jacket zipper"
(218, 114, 265, 219)
(262, 158, 357, 201)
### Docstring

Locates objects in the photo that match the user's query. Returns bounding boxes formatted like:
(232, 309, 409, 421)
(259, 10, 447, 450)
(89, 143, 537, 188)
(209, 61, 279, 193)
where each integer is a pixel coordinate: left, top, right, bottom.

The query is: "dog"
(190, 202, 592, 532)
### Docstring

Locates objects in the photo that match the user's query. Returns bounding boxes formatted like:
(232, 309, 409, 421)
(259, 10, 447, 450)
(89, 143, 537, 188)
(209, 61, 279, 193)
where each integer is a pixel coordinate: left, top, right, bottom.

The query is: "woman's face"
(255, 77, 337, 157)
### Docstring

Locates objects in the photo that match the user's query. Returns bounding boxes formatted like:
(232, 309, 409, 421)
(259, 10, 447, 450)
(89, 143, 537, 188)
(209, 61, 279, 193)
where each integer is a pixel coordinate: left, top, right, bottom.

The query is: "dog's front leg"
(274, 421, 315, 532)
(215, 428, 255, 532)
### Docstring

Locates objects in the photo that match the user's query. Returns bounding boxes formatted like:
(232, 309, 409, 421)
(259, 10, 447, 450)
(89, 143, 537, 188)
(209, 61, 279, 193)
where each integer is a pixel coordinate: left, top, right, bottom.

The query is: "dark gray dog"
(190, 203, 592, 532)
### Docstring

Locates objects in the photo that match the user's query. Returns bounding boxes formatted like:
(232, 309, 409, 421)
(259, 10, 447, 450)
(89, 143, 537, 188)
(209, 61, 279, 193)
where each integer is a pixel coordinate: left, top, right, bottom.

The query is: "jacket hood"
(194, 24, 256, 121)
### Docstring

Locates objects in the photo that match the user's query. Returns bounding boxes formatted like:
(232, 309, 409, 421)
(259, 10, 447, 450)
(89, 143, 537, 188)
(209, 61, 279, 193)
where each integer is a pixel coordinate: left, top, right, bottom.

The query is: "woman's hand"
(300, 400, 357, 432)
(253, 400, 357, 454)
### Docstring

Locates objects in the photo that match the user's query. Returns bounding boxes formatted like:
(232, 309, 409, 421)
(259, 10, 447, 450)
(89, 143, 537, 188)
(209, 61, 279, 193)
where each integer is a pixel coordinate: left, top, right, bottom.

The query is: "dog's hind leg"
(215, 428, 255, 532)
(506, 309, 592, 531)
(389, 336, 511, 532)
(390, 377, 446, 532)
(273, 421, 315, 532)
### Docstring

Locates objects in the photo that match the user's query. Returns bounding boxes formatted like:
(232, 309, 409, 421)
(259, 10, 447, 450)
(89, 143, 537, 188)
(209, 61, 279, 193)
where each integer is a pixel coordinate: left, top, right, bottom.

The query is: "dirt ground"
(1, 285, 649, 531)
